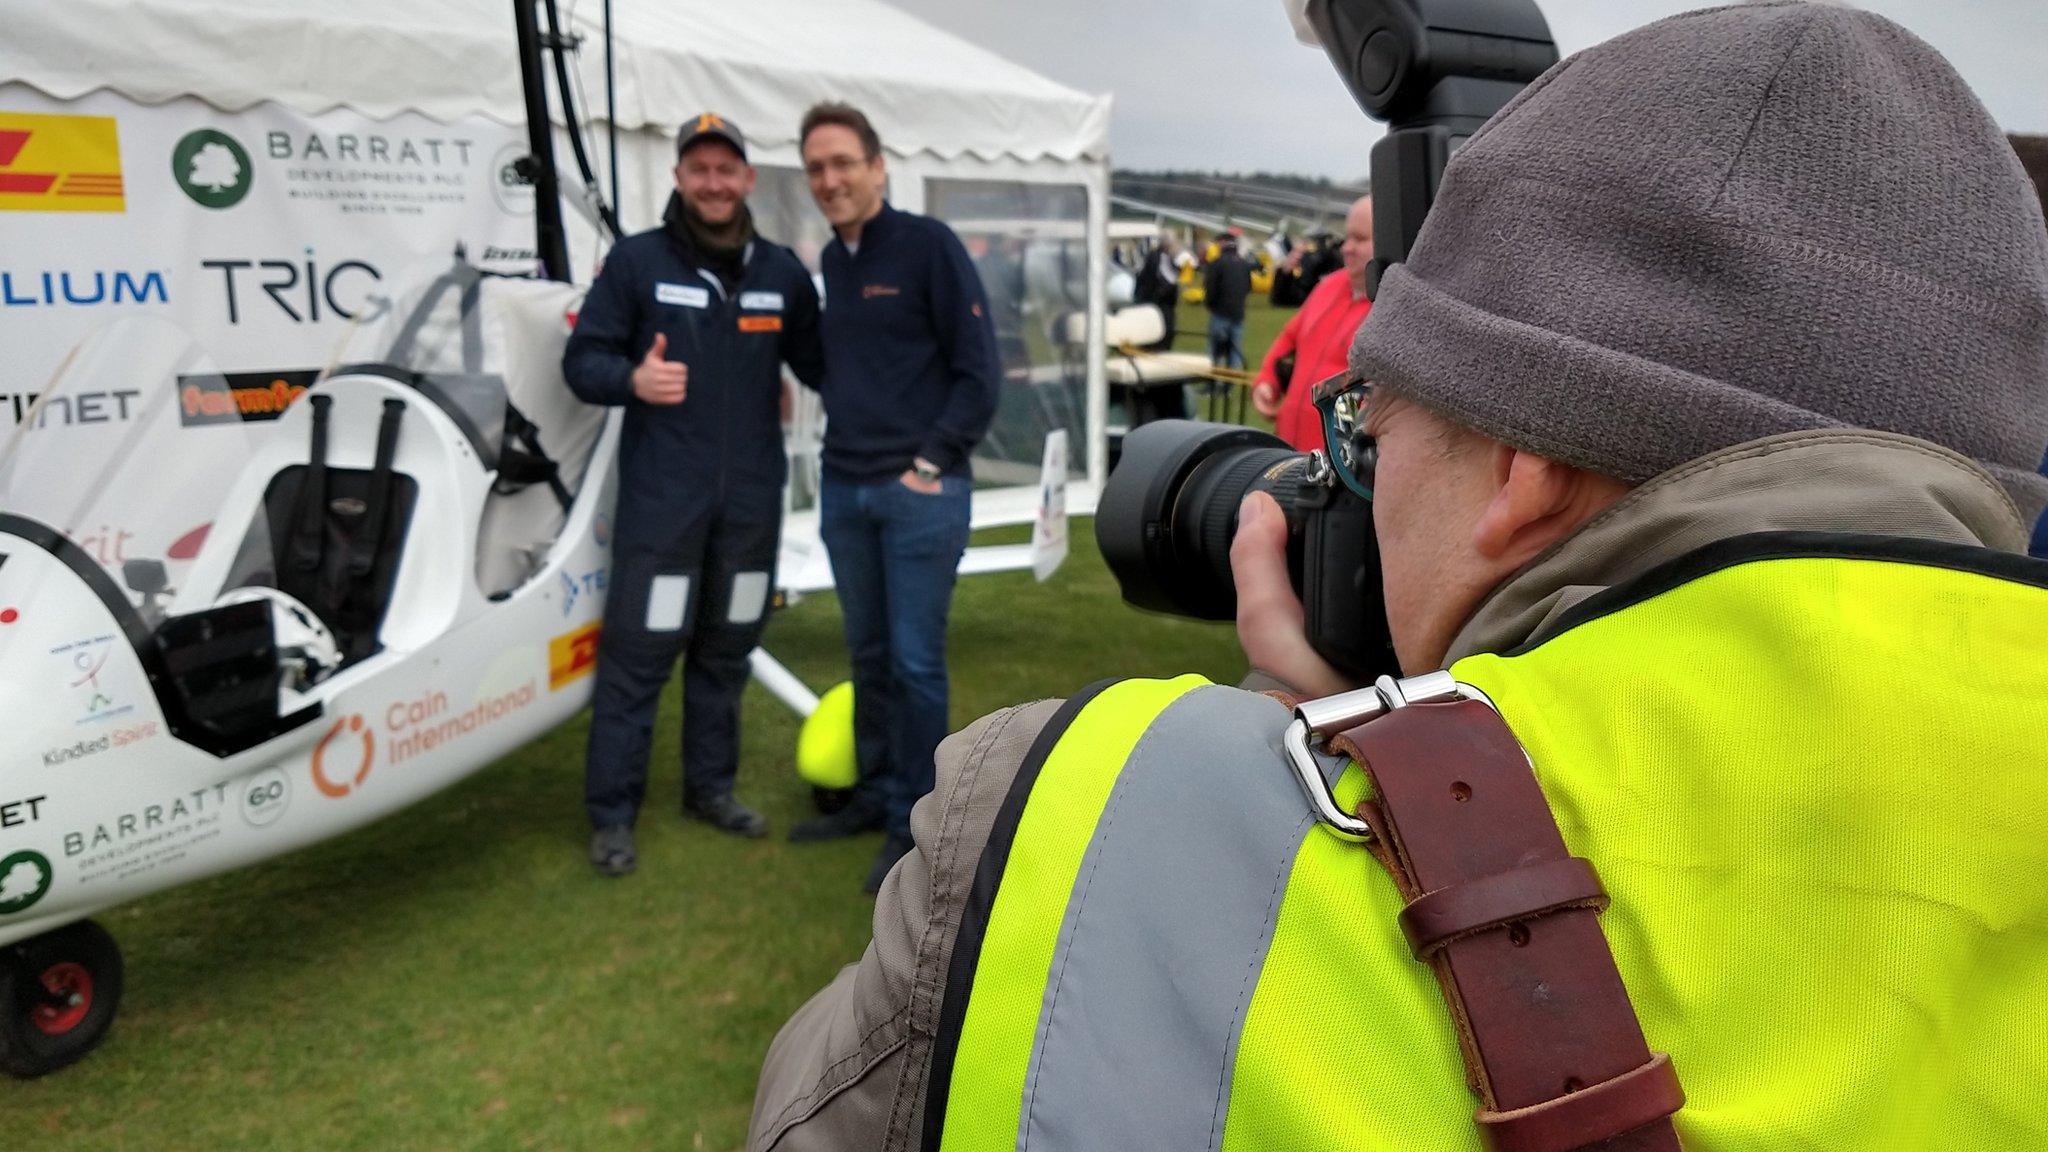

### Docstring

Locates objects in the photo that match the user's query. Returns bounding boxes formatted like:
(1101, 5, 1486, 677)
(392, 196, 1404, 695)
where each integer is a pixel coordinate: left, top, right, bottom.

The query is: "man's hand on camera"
(1251, 380, 1282, 419)
(1232, 491, 1357, 699)
(632, 333, 688, 405)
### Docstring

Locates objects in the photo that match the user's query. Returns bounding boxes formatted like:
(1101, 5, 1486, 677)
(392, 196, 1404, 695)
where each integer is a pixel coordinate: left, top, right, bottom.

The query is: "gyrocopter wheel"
(0, 919, 124, 1078)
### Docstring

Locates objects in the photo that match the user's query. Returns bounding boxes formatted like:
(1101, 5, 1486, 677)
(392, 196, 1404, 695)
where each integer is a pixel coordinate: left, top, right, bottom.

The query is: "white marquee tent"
(1, 0, 1118, 497)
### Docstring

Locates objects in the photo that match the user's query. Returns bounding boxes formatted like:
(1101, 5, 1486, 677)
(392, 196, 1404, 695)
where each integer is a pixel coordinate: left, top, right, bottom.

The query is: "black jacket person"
(563, 114, 824, 873)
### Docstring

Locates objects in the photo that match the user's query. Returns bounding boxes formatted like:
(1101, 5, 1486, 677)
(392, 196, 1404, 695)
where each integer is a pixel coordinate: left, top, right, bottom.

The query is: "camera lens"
(1096, 420, 1305, 621)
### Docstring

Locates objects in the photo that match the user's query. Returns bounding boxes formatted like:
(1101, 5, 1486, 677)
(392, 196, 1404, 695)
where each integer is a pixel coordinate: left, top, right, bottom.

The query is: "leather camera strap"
(1329, 698, 1684, 1152)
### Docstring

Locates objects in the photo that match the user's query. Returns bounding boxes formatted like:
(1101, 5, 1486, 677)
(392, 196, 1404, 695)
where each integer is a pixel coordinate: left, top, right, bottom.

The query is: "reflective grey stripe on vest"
(1017, 684, 1346, 1151)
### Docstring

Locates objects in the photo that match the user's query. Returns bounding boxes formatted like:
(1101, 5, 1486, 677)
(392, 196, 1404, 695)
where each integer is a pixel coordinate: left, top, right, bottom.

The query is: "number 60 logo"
(241, 768, 292, 828)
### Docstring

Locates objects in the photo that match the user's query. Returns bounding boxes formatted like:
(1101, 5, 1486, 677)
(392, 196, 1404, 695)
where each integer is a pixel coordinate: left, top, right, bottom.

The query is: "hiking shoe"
(788, 798, 885, 843)
(589, 825, 635, 877)
(863, 834, 915, 895)
(683, 793, 768, 839)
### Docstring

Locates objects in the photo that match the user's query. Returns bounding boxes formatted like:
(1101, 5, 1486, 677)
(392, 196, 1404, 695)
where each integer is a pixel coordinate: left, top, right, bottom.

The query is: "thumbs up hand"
(632, 332, 688, 405)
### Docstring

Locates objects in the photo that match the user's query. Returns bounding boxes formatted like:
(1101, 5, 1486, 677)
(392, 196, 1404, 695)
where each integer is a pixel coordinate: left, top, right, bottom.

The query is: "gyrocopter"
(0, 0, 1076, 1077)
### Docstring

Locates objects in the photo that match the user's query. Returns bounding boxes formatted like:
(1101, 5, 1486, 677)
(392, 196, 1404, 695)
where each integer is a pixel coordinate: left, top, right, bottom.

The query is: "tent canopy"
(1, 0, 1112, 164)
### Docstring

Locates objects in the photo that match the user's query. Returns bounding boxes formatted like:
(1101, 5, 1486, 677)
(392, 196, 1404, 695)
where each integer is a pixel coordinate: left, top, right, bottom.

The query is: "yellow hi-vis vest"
(922, 534, 2048, 1151)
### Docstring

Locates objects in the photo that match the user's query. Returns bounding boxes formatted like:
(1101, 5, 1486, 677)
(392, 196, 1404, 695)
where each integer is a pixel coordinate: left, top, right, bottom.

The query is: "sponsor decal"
(310, 714, 374, 798)
(69, 526, 134, 566)
(0, 268, 168, 309)
(49, 635, 137, 726)
(240, 768, 291, 828)
(177, 369, 317, 426)
(559, 567, 606, 618)
(738, 291, 784, 311)
(40, 722, 159, 768)
(313, 683, 539, 799)
(489, 144, 535, 216)
(738, 315, 782, 333)
(203, 254, 382, 325)
(656, 282, 709, 309)
(0, 795, 47, 830)
(171, 128, 253, 209)
(2, 389, 141, 428)
(62, 782, 230, 887)
(0, 112, 123, 213)
(549, 624, 601, 691)
(265, 129, 477, 218)
(0, 850, 53, 915)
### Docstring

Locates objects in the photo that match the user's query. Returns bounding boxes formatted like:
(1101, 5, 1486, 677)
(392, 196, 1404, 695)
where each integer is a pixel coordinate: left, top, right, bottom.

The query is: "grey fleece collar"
(1445, 429, 2030, 664)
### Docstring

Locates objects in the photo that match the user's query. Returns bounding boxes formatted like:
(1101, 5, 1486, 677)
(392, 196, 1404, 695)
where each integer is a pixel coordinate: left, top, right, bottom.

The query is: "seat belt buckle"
(1282, 671, 1497, 843)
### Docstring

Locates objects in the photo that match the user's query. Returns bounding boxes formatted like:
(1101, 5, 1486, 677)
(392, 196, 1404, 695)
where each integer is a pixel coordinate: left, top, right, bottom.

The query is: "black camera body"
(1097, 421, 1388, 678)
(1093, 1, 1556, 681)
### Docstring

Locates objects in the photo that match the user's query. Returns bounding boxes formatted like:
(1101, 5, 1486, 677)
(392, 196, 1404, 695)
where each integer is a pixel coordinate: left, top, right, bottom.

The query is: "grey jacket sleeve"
(749, 698, 1066, 1152)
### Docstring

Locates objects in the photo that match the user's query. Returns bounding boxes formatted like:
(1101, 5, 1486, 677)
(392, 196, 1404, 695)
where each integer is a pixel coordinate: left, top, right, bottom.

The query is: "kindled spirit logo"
(172, 128, 253, 209)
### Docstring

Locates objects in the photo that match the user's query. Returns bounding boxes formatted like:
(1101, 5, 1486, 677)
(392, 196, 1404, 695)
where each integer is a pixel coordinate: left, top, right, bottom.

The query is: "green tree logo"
(0, 850, 52, 916)
(172, 129, 253, 209)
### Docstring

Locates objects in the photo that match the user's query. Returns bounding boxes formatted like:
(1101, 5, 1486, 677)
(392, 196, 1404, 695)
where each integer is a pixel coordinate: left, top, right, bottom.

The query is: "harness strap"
(1331, 699, 1684, 1152)
(349, 399, 406, 581)
(289, 394, 332, 572)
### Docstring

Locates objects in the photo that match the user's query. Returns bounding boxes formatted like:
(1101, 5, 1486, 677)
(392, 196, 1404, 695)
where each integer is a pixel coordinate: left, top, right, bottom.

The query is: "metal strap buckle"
(1283, 672, 1496, 842)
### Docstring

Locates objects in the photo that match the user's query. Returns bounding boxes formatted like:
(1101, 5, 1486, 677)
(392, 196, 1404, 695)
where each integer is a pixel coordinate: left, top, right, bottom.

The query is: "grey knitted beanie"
(1349, 1, 2048, 519)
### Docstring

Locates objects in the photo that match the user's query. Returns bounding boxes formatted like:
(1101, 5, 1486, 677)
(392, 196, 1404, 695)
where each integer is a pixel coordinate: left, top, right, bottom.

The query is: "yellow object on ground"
(795, 681, 858, 789)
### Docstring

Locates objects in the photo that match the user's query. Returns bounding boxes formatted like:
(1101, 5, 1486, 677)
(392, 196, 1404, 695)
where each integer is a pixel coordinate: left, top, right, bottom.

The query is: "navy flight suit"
(564, 206, 825, 830)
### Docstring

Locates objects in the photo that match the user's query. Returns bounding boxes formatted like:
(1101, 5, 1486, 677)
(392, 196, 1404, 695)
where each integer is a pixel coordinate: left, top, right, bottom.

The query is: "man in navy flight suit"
(564, 113, 825, 876)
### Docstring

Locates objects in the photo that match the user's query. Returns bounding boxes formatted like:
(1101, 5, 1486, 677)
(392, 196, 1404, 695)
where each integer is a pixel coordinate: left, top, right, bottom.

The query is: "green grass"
(10, 527, 1249, 1151)
(10, 295, 1305, 1150)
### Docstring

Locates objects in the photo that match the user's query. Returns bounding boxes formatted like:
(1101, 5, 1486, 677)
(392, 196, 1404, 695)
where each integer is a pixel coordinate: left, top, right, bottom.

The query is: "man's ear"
(1471, 446, 1613, 565)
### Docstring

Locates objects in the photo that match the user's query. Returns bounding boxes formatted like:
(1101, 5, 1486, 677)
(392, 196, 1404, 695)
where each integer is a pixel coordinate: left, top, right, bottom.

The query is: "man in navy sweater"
(788, 102, 1001, 893)
(563, 114, 825, 876)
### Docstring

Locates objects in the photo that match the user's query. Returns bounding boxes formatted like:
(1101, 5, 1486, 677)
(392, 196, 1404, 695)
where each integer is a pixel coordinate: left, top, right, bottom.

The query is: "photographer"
(749, 6, 2048, 1149)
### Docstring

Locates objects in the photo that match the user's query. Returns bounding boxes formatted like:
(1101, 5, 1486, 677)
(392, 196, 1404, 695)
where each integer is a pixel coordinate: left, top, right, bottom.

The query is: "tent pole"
(513, 0, 572, 281)
(1085, 165, 1110, 498)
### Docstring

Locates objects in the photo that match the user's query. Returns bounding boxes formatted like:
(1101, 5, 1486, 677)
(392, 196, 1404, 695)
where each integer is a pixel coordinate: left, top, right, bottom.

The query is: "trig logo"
(559, 567, 606, 618)
(549, 624, 601, 691)
(310, 713, 375, 798)
(0, 113, 124, 213)
(171, 128, 252, 209)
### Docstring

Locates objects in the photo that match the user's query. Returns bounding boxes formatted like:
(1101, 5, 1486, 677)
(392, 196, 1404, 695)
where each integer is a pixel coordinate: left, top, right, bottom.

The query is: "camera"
(1097, 419, 1390, 678)
(1094, 0, 1556, 680)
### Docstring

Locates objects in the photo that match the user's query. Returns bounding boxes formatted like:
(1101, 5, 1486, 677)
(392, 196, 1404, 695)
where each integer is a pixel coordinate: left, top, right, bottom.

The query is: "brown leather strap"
(1400, 856, 1608, 960)
(1479, 1053, 1686, 1152)
(1331, 698, 1683, 1152)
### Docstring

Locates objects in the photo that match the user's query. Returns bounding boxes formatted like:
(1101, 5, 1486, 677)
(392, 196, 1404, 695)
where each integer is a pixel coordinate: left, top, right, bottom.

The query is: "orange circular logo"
(311, 714, 374, 798)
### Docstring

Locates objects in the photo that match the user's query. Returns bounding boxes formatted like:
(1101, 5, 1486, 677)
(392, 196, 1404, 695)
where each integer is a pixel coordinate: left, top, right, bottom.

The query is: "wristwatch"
(913, 458, 942, 483)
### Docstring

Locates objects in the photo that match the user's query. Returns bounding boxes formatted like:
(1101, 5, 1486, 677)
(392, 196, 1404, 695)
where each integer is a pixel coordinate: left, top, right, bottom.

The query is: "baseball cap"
(677, 112, 746, 161)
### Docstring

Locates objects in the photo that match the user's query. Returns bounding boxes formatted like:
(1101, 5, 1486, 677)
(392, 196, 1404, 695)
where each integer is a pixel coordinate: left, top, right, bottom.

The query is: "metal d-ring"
(1283, 673, 1498, 843)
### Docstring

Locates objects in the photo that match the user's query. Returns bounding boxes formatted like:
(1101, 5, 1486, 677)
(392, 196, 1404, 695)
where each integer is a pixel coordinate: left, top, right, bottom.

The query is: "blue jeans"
(820, 473, 972, 840)
(1207, 314, 1246, 370)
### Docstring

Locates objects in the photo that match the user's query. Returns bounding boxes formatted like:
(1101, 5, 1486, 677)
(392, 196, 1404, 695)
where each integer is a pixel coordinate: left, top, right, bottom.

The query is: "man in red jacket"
(1252, 195, 1374, 450)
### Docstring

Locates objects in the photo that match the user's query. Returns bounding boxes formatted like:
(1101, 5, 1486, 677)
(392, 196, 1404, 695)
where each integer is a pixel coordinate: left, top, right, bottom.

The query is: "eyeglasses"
(803, 155, 872, 180)
(1310, 369, 1377, 500)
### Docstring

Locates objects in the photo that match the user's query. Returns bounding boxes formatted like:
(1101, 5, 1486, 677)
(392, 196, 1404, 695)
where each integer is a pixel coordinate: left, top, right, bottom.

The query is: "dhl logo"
(549, 623, 601, 691)
(0, 113, 124, 213)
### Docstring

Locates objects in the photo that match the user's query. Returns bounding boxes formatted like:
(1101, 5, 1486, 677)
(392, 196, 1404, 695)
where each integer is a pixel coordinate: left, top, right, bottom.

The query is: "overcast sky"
(882, 0, 2048, 180)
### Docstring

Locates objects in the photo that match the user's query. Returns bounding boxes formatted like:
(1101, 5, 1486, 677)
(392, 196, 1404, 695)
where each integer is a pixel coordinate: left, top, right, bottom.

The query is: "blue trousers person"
(1207, 314, 1247, 371)
(818, 473, 972, 842)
